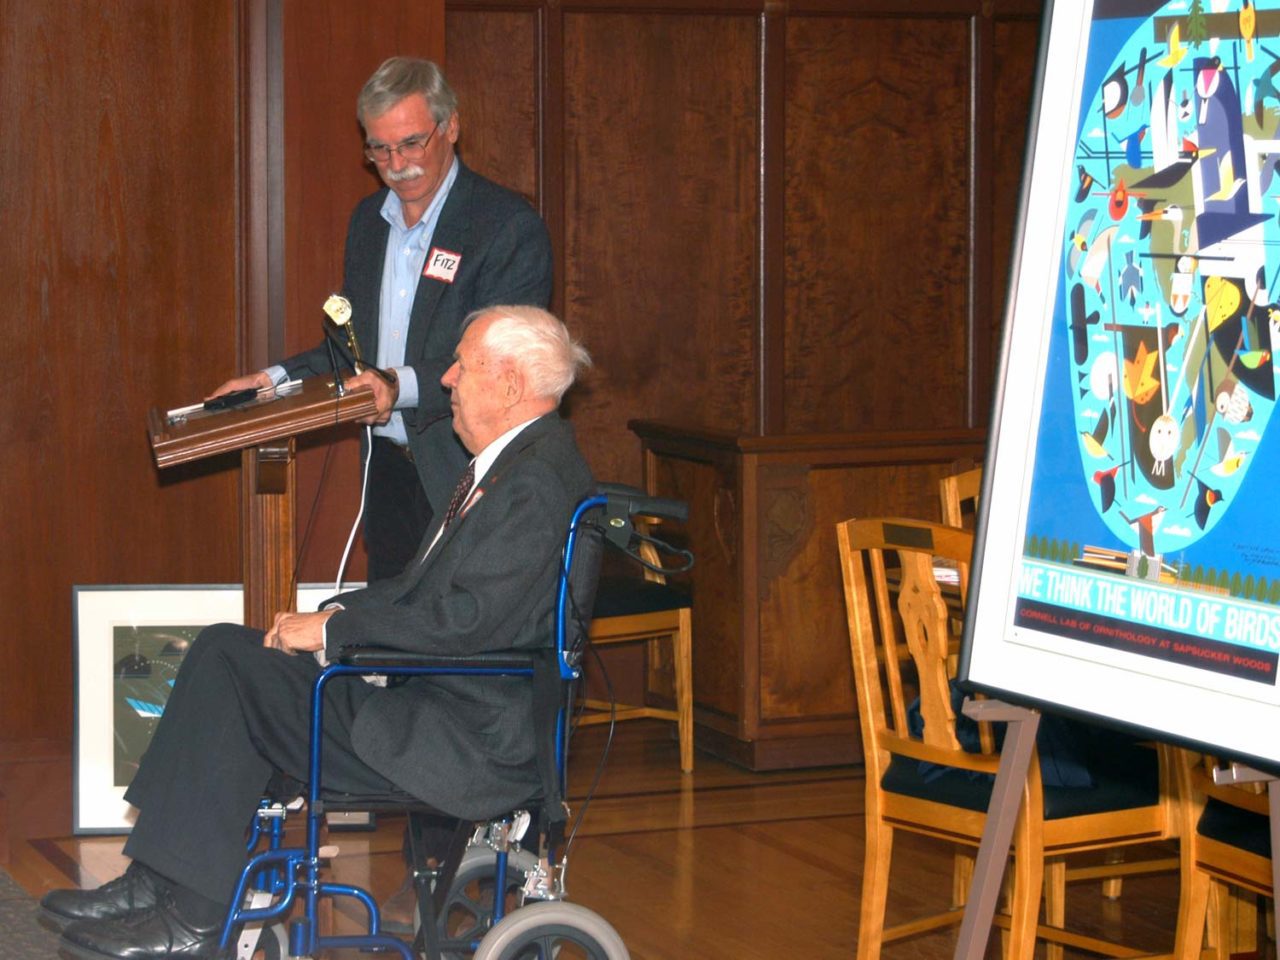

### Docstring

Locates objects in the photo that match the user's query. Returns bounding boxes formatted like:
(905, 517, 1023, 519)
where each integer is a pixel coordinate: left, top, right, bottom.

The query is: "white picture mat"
(962, 1, 1280, 770)
(73, 583, 359, 834)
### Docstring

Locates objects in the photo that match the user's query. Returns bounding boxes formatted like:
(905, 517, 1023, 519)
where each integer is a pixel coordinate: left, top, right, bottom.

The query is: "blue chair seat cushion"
(591, 576, 691, 619)
(881, 736, 1159, 819)
(1198, 796, 1272, 859)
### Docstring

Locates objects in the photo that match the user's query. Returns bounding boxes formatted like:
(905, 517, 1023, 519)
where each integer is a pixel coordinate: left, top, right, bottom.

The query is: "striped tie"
(443, 460, 476, 528)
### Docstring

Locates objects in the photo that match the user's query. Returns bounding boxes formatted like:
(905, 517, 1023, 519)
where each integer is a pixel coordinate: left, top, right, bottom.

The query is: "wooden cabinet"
(632, 421, 984, 770)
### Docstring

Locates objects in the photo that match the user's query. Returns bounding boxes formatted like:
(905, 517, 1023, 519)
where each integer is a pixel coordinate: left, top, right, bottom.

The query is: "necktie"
(443, 460, 476, 528)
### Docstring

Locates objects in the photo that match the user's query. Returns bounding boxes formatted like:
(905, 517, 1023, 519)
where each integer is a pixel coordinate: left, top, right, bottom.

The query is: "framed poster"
(962, 0, 1280, 772)
(73, 583, 359, 833)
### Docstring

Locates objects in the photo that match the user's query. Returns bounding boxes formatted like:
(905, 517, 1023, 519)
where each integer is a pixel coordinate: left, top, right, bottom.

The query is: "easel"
(950, 701, 1280, 960)
(1209, 761, 1280, 951)
(147, 377, 377, 627)
(951, 698, 1041, 960)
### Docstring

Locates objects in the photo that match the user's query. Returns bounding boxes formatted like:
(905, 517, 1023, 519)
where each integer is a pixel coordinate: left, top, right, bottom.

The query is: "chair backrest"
(836, 517, 989, 784)
(939, 465, 983, 529)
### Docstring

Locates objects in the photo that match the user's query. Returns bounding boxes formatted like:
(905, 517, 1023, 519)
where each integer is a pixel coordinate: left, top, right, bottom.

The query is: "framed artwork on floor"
(72, 583, 358, 833)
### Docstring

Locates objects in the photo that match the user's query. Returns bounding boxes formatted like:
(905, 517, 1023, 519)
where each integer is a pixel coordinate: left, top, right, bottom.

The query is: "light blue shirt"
(374, 156, 459, 445)
(266, 155, 459, 448)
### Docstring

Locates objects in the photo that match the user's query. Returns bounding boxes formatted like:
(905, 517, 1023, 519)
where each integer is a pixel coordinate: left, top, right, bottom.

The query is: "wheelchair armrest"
(334, 645, 537, 672)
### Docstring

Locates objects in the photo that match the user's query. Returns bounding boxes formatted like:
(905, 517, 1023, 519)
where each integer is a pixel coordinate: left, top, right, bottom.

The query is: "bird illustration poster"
(964, 0, 1280, 769)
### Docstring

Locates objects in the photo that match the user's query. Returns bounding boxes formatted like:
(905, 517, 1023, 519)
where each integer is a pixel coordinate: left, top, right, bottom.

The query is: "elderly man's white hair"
(468, 306, 591, 402)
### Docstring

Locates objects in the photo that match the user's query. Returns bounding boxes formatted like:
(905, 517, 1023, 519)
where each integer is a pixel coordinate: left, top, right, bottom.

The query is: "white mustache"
(385, 164, 426, 182)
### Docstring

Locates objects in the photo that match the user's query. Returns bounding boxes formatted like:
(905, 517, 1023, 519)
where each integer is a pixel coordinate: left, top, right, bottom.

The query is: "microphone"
(323, 295, 365, 372)
(321, 294, 396, 386)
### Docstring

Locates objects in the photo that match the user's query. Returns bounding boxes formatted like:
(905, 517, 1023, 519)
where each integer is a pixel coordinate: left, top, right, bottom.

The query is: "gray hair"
(471, 306, 591, 403)
(358, 57, 458, 126)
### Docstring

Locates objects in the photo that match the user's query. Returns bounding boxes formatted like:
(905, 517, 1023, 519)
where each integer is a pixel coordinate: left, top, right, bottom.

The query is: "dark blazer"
(281, 160, 554, 515)
(323, 414, 593, 818)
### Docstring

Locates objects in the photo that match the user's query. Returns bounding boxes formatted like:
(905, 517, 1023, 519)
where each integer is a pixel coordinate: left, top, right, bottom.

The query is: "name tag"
(424, 247, 462, 283)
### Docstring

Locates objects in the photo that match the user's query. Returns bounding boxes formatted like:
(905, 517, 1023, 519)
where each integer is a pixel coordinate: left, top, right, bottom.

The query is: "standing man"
(214, 57, 553, 581)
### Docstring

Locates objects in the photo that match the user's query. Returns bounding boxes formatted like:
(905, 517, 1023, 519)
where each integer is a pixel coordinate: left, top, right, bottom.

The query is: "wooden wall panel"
(0, 2, 241, 748)
(561, 11, 760, 483)
(989, 15, 1042, 399)
(280, 2, 442, 583)
(446, 9, 541, 206)
(782, 14, 972, 435)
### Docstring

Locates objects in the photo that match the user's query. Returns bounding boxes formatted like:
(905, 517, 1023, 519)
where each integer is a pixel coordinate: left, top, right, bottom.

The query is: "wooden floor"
(8, 720, 1189, 959)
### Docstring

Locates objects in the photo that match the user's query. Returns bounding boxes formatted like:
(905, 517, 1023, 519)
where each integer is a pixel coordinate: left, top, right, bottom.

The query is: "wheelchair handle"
(596, 482, 688, 522)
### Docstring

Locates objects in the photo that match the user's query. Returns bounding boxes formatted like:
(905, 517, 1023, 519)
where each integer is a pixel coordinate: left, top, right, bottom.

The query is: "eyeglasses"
(364, 124, 440, 164)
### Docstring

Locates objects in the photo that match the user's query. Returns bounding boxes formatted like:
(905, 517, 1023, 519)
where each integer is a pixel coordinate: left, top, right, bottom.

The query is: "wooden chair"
(1173, 750, 1275, 960)
(837, 516, 1177, 960)
(581, 517, 694, 773)
(938, 464, 984, 529)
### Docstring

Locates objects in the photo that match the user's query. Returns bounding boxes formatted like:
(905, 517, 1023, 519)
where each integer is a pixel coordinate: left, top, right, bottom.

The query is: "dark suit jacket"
(323, 414, 593, 818)
(281, 160, 554, 515)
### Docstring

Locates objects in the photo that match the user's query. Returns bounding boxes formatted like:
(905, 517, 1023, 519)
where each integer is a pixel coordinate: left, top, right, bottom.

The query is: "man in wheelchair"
(43, 305, 595, 960)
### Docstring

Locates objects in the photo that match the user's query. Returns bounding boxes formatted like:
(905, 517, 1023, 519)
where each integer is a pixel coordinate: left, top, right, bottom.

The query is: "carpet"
(0, 866, 61, 958)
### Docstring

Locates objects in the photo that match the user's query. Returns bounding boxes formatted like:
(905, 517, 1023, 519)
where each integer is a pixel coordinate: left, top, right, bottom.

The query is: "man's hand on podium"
(207, 370, 273, 401)
(347, 367, 398, 426)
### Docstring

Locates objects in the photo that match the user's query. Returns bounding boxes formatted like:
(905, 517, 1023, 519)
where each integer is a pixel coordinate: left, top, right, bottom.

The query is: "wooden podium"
(147, 377, 378, 627)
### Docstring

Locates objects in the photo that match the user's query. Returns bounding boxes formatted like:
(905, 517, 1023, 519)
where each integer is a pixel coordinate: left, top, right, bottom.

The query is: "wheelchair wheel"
(471, 901, 629, 960)
(433, 846, 539, 958)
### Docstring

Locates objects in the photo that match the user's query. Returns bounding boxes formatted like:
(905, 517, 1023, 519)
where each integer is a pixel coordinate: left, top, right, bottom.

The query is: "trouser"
(122, 624, 399, 903)
(365, 437, 433, 582)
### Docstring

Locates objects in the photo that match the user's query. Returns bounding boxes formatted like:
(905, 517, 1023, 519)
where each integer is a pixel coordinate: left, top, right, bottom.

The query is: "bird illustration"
(1079, 226, 1119, 300)
(1081, 398, 1115, 460)
(1215, 375, 1255, 423)
(1070, 282, 1101, 365)
(1133, 138, 1217, 190)
(1241, 2, 1257, 63)
(1160, 22, 1188, 69)
(1209, 426, 1248, 476)
(1131, 48, 1151, 106)
(1101, 177, 1148, 219)
(1111, 128, 1149, 172)
(1197, 57, 1224, 125)
(1120, 506, 1166, 559)
(1103, 62, 1129, 119)
(1067, 208, 1098, 275)
(1189, 475, 1225, 530)
(1119, 250, 1144, 306)
(1236, 319, 1272, 368)
(1206, 152, 1246, 202)
(1092, 463, 1124, 512)
(1253, 47, 1280, 126)
(1075, 165, 1099, 204)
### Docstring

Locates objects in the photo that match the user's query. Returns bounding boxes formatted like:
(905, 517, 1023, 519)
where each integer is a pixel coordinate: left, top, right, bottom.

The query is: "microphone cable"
(333, 424, 374, 593)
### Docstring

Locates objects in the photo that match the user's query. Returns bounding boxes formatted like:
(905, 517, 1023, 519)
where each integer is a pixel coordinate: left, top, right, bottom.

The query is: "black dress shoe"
(60, 891, 223, 960)
(40, 862, 164, 927)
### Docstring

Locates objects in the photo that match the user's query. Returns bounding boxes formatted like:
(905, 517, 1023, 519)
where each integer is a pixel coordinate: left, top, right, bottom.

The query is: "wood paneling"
(990, 14, 1042, 400)
(0, 2, 241, 753)
(635, 422, 986, 768)
(782, 14, 972, 433)
(445, 8, 541, 206)
(560, 11, 760, 483)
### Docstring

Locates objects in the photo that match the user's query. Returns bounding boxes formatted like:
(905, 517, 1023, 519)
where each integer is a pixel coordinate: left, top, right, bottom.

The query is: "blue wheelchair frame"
(214, 491, 629, 959)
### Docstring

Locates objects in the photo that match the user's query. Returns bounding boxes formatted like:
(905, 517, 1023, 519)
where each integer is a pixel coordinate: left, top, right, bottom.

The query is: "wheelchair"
(216, 486, 689, 960)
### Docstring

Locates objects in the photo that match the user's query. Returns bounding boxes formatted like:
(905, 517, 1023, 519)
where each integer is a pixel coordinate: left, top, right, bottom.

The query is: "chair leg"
(857, 818, 894, 960)
(1174, 870, 1213, 960)
(1044, 858, 1066, 960)
(1101, 848, 1125, 900)
(952, 850, 974, 909)
(1006, 824, 1044, 960)
(674, 608, 694, 773)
